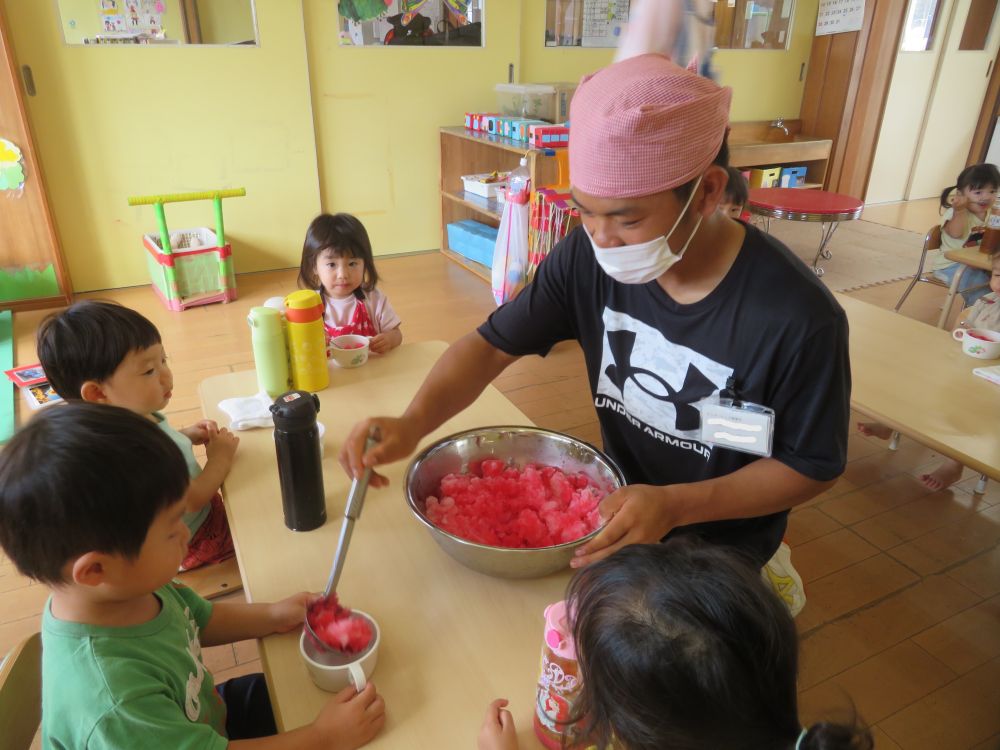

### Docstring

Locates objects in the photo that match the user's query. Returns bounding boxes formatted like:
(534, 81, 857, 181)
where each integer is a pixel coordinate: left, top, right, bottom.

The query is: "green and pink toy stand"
(127, 188, 245, 312)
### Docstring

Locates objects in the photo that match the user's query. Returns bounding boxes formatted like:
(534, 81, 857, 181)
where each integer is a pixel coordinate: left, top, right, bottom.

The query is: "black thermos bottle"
(270, 390, 326, 532)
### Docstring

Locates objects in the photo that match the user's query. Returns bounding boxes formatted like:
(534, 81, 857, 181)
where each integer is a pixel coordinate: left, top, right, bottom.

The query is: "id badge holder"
(700, 380, 775, 458)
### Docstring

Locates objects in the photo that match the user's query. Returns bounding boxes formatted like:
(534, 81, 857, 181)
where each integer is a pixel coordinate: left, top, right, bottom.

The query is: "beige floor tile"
(798, 575, 981, 689)
(787, 507, 845, 546)
(852, 489, 994, 551)
(820, 474, 933, 526)
(947, 548, 1000, 599)
(794, 554, 919, 632)
(912, 596, 1000, 675)
(888, 505, 1000, 576)
(793, 529, 879, 584)
(879, 658, 1000, 750)
(234, 638, 261, 664)
(799, 641, 957, 725)
(211, 659, 264, 684)
(202, 643, 238, 674)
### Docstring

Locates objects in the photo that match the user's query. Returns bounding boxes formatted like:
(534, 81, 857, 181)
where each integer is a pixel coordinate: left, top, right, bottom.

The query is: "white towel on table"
(218, 391, 274, 430)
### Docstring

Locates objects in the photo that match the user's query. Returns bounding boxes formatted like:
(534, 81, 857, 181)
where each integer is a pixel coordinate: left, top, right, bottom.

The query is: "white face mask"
(586, 176, 704, 284)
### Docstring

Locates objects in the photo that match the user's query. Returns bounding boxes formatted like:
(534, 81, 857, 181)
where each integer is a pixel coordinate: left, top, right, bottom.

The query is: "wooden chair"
(0, 632, 41, 750)
(895, 225, 989, 327)
(177, 556, 243, 600)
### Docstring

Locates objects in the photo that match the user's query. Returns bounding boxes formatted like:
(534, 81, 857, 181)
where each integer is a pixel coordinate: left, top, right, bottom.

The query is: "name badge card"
(700, 398, 775, 457)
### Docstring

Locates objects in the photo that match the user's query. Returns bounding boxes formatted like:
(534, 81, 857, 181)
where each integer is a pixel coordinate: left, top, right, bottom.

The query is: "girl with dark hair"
(298, 213, 403, 354)
(478, 540, 873, 750)
(934, 162, 1000, 307)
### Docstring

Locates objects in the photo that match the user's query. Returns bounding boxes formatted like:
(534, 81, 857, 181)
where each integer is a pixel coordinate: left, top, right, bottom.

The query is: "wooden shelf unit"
(728, 119, 833, 190)
(439, 126, 560, 283)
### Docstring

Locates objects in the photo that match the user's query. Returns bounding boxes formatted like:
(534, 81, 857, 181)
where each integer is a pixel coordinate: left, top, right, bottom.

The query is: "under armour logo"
(604, 329, 717, 431)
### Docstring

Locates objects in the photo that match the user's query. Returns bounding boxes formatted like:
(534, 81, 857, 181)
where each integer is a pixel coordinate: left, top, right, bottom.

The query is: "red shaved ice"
(307, 594, 373, 654)
(423, 462, 605, 548)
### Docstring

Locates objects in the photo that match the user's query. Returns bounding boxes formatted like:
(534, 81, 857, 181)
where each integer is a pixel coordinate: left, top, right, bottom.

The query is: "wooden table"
(938, 246, 994, 329)
(836, 294, 1000, 482)
(748, 187, 864, 277)
(199, 342, 563, 749)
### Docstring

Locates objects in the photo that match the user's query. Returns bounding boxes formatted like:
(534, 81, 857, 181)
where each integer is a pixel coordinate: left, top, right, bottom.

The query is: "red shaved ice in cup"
(328, 334, 370, 368)
(301, 596, 380, 692)
(405, 427, 626, 578)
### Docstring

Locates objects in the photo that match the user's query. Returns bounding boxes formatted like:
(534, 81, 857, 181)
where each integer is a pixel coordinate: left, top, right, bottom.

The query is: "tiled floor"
(2, 218, 998, 748)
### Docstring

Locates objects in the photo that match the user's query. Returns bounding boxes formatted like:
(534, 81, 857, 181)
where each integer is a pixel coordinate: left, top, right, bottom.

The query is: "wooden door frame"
(801, 0, 909, 199)
(0, 1, 72, 312)
(968, 48, 1000, 162)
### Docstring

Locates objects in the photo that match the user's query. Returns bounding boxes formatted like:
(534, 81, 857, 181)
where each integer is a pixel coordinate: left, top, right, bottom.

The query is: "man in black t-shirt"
(340, 54, 850, 569)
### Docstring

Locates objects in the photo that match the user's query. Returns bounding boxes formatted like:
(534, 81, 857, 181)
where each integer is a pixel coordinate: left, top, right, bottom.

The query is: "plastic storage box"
(461, 172, 510, 198)
(495, 82, 576, 123)
(446, 220, 498, 268)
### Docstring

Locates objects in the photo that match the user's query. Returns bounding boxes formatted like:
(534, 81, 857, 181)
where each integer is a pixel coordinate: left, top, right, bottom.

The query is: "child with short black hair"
(0, 403, 385, 749)
(719, 165, 750, 220)
(298, 213, 403, 354)
(37, 300, 236, 571)
(478, 540, 872, 750)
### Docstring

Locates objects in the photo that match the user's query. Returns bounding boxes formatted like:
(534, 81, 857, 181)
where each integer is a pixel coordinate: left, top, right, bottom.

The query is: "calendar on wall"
(815, 0, 864, 35)
(545, 0, 632, 48)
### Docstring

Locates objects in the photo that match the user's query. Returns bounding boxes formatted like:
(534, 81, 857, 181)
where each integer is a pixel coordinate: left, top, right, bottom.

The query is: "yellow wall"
(7, 0, 320, 292)
(518, 0, 819, 121)
(57, 0, 185, 46)
(12, 0, 820, 289)
(301, 0, 523, 258)
(197, 0, 257, 45)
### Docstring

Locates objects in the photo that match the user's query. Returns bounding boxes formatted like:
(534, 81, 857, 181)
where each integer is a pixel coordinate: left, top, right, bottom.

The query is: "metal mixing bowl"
(404, 426, 626, 578)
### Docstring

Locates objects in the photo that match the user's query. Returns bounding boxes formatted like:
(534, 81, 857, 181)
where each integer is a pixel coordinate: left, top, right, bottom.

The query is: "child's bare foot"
(920, 459, 964, 491)
(857, 422, 893, 440)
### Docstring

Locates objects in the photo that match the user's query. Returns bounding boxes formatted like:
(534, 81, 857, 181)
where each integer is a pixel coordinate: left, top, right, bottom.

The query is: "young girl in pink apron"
(297, 213, 403, 354)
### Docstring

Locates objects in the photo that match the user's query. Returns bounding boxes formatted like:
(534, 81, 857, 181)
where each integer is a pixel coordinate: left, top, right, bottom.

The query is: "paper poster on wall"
(545, 0, 632, 48)
(815, 0, 864, 35)
(0, 139, 25, 193)
(337, 0, 483, 46)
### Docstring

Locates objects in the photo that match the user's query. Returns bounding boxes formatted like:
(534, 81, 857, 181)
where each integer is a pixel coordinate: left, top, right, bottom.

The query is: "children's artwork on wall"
(337, 0, 483, 46)
(0, 139, 25, 193)
(545, 0, 631, 47)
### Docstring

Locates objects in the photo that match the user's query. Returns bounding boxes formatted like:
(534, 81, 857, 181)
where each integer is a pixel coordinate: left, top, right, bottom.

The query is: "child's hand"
(268, 591, 313, 634)
(205, 427, 239, 466)
(312, 683, 386, 750)
(478, 699, 519, 750)
(182, 419, 219, 445)
(951, 192, 970, 212)
(369, 328, 402, 355)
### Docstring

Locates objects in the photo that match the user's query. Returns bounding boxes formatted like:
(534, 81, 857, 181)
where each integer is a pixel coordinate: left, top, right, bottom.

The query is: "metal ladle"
(303, 429, 379, 665)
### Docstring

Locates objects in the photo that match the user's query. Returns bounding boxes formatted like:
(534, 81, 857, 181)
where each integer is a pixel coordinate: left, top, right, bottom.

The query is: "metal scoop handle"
(324, 429, 379, 598)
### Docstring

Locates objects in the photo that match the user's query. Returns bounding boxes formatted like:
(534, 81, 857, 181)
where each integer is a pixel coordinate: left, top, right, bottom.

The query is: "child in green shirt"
(0, 404, 385, 749)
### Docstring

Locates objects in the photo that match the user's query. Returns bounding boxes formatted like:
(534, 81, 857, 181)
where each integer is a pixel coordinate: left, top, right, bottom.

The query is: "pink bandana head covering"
(569, 53, 732, 199)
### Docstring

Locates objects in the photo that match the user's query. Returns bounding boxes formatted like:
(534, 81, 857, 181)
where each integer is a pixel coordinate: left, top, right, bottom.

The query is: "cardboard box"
(780, 166, 808, 188)
(749, 167, 782, 188)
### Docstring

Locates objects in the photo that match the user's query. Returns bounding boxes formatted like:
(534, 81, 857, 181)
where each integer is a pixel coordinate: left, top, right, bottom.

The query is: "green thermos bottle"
(248, 306, 289, 398)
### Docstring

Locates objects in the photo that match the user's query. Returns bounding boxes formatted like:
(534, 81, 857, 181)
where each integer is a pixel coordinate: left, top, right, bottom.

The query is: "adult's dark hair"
(939, 163, 1000, 210)
(36, 300, 161, 400)
(673, 134, 731, 201)
(564, 540, 873, 750)
(0, 403, 189, 585)
(297, 213, 380, 303)
(724, 165, 750, 207)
